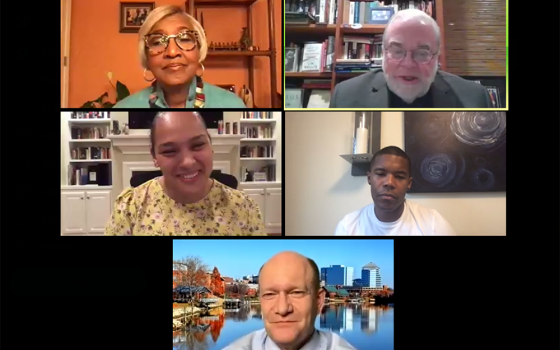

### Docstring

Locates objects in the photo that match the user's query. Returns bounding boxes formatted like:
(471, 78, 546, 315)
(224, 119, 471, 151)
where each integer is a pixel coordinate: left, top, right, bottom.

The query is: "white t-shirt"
(335, 200, 456, 236)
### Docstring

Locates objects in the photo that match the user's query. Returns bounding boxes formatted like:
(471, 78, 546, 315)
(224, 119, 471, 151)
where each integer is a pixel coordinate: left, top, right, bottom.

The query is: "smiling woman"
(113, 5, 246, 108)
(104, 112, 265, 236)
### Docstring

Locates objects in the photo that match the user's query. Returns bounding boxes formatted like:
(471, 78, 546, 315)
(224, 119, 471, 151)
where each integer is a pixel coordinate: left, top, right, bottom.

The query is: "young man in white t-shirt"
(335, 146, 456, 236)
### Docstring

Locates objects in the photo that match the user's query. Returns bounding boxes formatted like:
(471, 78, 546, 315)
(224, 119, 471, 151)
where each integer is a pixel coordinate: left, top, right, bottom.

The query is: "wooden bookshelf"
(186, 0, 279, 107)
(340, 24, 386, 34)
(188, 0, 258, 7)
(285, 24, 337, 35)
(207, 51, 272, 57)
(285, 0, 449, 95)
(336, 72, 364, 79)
(286, 72, 333, 78)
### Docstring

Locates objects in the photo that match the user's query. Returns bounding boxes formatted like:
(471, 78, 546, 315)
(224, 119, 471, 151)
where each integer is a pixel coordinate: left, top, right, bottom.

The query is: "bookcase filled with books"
(285, 0, 445, 108)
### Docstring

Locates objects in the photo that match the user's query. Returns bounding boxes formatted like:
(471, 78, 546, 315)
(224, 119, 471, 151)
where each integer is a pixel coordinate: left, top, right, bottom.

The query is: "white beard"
(383, 59, 439, 104)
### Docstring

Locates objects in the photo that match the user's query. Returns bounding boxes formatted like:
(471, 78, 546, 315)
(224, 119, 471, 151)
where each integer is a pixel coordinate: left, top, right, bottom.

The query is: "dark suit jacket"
(329, 69, 493, 108)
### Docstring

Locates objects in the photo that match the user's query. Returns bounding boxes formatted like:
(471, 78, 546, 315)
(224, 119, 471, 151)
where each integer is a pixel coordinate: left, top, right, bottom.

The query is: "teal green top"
(113, 78, 246, 108)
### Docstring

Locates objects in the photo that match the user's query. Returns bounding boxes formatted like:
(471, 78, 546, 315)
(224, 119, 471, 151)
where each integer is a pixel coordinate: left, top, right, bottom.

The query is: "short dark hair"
(370, 146, 412, 175)
(149, 112, 211, 157)
(257, 257, 321, 296)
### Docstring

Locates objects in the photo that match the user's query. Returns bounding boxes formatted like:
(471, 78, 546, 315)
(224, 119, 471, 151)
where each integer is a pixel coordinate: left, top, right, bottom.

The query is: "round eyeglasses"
(385, 46, 437, 64)
(144, 30, 199, 55)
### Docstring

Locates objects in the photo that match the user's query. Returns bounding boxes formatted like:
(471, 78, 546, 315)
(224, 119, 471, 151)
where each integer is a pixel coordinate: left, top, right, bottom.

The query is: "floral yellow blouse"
(104, 178, 266, 236)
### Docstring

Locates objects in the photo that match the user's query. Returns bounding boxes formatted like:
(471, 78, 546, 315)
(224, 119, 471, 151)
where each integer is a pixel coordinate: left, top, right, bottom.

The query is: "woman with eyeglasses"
(114, 5, 246, 108)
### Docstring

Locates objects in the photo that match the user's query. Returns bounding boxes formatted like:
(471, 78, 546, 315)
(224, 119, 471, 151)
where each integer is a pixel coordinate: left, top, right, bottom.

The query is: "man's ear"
(408, 177, 413, 190)
(367, 172, 371, 185)
(317, 288, 326, 312)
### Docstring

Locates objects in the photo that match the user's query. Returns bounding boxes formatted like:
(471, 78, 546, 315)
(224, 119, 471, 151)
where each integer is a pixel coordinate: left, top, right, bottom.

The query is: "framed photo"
(120, 2, 155, 33)
(486, 86, 501, 108)
(285, 47, 299, 72)
(367, 6, 395, 25)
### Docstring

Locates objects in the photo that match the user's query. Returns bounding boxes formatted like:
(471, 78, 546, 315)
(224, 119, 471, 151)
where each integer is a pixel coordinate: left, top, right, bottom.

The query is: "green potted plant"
(81, 72, 131, 108)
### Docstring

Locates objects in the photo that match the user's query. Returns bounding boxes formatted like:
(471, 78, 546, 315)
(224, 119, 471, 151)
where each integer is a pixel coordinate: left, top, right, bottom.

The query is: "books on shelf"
(71, 147, 111, 160)
(302, 79, 331, 89)
(241, 145, 275, 158)
(285, 11, 317, 24)
(241, 111, 274, 119)
(286, 0, 436, 28)
(342, 35, 382, 60)
(242, 164, 276, 182)
(285, 47, 300, 72)
(301, 42, 324, 72)
(288, 0, 336, 24)
(241, 125, 273, 139)
(285, 89, 303, 108)
(336, 34, 383, 73)
(67, 163, 112, 186)
(305, 0, 434, 25)
(70, 111, 109, 119)
(307, 90, 331, 108)
(71, 126, 111, 139)
(286, 37, 335, 73)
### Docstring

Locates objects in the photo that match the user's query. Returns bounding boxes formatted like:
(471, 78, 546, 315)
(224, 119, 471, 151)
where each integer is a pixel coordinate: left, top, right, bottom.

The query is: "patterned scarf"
(148, 76, 205, 108)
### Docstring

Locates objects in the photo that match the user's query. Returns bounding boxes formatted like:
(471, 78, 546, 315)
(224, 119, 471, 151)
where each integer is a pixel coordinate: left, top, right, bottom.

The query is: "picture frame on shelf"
(285, 47, 299, 72)
(119, 2, 155, 33)
(486, 87, 501, 108)
(367, 6, 395, 25)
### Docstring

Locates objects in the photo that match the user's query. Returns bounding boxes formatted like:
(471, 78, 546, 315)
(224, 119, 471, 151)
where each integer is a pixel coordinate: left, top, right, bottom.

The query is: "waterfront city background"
(173, 239, 394, 350)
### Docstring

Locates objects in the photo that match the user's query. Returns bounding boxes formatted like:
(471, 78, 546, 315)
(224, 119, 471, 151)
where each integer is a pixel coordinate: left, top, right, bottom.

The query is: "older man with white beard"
(329, 9, 493, 108)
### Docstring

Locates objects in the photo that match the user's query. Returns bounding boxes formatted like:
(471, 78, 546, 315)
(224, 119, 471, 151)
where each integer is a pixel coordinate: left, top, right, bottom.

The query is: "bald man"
(330, 9, 492, 108)
(222, 251, 357, 350)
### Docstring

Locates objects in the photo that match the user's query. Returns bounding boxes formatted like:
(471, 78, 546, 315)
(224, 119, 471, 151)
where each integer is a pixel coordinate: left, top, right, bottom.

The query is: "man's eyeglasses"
(144, 30, 199, 54)
(384, 46, 437, 64)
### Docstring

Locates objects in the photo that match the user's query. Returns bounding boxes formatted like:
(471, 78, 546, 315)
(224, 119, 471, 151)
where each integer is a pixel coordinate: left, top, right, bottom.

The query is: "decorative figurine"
(239, 27, 251, 51)
(112, 120, 121, 135)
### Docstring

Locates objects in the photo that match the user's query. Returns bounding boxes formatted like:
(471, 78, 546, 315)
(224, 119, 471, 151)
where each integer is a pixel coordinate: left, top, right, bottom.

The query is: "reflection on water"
(320, 303, 392, 335)
(173, 305, 262, 350)
(223, 304, 260, 322)
(173, 304, 392, 350)
(318, 304, 394, 350)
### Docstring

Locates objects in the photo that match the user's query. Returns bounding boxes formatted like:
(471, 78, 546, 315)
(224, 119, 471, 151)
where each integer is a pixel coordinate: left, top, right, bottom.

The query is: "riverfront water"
(173, 303, 394, 350)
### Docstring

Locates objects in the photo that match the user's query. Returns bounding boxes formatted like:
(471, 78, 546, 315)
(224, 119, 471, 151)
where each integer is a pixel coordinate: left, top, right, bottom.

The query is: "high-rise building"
(320, 265, 354, 286)
(353, 278, 363, 287)
(361, 262, 382, 288)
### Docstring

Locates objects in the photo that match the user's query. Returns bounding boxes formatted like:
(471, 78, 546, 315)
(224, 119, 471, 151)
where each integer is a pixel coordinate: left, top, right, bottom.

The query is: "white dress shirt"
(221, 328, 357, 350)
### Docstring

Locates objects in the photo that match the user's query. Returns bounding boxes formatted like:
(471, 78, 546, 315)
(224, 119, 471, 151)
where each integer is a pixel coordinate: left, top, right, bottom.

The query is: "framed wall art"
(120, 2, 155, 33)
(404, 112, 506, 193)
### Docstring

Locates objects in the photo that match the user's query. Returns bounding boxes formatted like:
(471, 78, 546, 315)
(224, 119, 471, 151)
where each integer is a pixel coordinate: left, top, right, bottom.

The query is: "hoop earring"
(144, 68, 155, 82)
(197, 63, 205, 77)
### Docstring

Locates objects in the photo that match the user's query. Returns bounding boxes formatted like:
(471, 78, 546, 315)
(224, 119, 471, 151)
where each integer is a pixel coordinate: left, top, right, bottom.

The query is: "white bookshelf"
(69, 119, 114, 124)
(235, 111, 282, 234)
(239, 112, 279, 184)
(61, 111, 115, 236)
(64, 113, 113, 188)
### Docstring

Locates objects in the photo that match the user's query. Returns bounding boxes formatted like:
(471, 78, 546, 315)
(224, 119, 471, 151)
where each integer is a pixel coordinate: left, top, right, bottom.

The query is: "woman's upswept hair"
(149, 112, 211, 157)
(138, 5, 208, 69)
